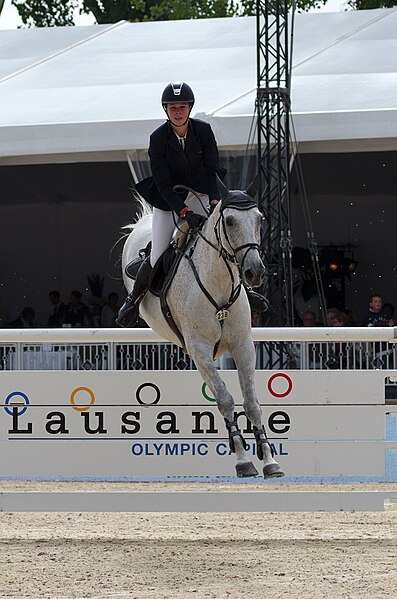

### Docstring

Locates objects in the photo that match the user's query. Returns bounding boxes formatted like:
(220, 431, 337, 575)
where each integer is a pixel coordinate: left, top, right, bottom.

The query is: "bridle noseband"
(212, 204, 262, 276)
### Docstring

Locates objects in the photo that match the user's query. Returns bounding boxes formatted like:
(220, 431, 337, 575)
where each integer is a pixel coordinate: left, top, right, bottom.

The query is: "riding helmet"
(161, 82, 195, 107)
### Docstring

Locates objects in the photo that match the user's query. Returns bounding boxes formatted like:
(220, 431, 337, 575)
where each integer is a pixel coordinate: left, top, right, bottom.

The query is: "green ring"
(201, 382, 216, 403)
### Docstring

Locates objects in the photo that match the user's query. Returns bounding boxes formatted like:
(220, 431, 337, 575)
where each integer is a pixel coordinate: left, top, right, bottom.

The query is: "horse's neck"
(192, 221, 238, 295)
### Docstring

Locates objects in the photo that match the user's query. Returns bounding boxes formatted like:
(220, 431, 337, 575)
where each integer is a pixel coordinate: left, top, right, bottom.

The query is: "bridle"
(212, 203, 262, 276)
(172, 186, 263, 324)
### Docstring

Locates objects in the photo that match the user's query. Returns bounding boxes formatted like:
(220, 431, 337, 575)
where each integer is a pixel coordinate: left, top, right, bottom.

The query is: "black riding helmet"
(161, 82, 195, 107)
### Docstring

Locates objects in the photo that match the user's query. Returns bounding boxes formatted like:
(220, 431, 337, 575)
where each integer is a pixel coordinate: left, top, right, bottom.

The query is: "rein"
(171, 184, 261, 324)
(178, 202, 261, 324)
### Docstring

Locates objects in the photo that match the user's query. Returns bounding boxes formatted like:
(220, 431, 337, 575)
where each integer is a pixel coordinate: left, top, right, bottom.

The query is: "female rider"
(117, 82, 221, 327)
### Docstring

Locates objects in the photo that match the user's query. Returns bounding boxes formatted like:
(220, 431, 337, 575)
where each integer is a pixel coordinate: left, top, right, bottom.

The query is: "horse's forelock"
(220, 190, 257, 212)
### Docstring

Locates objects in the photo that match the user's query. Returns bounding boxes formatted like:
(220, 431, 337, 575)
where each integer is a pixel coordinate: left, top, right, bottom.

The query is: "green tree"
(347, 0, 397, 7)
(238, 0, 328, 13)
(12, 0, 76, 27)
(12, 0, 242, 26)
(12, 0, 397, 29)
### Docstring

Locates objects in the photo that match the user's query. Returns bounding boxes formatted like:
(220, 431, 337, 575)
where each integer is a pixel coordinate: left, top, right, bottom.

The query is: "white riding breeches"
(150, 192, 209, 267)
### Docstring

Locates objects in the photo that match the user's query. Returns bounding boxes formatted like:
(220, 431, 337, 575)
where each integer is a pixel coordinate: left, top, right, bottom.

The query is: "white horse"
(121, 185, 284, 478)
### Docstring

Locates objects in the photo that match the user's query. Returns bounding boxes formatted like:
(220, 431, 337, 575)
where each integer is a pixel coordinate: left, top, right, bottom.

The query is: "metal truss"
(256, 0, 294, 329)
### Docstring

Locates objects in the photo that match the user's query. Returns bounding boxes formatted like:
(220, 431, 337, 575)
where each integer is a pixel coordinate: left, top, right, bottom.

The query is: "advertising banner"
(0, 370, 396, 479)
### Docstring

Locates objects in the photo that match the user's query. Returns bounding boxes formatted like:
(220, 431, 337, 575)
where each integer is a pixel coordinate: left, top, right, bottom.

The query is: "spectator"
(100, 292, 120, 327)
(302, 311, 317, 326)
(383, 303, 395, 321)
(362, 294, 395, 327)
(8, 307, 36, 328)
(332, 311, 349, 327)
(63, 291, 93, 328)
(48, 290, 67, 327)
(326, 308, 339, 326)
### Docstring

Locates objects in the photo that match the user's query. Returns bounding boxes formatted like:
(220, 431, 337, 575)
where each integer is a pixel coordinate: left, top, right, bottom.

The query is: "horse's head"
(211, 178, 265, 288)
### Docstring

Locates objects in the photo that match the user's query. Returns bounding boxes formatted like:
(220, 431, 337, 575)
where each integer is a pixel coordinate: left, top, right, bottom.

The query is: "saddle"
(124, 236, 187, 349)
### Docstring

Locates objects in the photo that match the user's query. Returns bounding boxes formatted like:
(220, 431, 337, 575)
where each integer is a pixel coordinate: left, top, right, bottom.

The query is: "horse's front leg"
(231, 338, 285, 479)
(187, 340, 259, 478)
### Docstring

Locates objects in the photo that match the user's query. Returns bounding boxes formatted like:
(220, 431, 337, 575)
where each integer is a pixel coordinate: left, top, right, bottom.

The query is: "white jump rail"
(1, 491, 397, 512)
(1, 327, 396, 512)
(0, 326, 396, 343)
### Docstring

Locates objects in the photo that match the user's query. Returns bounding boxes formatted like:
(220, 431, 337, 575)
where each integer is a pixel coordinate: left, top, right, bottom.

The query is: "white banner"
(0, 370, 396, 478)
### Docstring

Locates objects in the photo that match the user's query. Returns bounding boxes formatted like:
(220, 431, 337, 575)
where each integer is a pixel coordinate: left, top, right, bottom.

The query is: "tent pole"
(125, 151, 139, 184)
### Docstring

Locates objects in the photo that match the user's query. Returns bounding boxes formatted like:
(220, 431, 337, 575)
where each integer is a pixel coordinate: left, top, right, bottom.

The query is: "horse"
(121, 182, 285, 479)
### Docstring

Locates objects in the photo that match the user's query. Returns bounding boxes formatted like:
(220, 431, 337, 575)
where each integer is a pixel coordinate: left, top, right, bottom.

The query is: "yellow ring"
(70, 386, 95, 412)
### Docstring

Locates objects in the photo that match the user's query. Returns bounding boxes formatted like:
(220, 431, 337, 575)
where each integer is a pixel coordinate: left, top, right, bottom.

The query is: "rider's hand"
(209, 200, 219, 214)
(185, 210, 206, 230)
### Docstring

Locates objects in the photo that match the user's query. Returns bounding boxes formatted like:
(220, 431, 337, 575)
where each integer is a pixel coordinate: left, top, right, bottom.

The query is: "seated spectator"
(302, 311, 317, 326)
(362, 294, 395, 327)
(8, 307, 36, 328)
(48, 290, 67, 327)
(383, 303, 395, 321)
(63, 290, 93, 328)
(332, 310, 349, 327)
(326, 307, 339, 326)
(100, 292, 120, 327)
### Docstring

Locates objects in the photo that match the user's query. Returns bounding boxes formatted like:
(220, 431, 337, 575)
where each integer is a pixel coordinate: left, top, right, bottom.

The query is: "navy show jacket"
(136, 118, 221, 214)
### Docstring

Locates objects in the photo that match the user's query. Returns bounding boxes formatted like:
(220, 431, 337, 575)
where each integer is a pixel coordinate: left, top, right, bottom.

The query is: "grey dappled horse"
(121, 184, 284, 478)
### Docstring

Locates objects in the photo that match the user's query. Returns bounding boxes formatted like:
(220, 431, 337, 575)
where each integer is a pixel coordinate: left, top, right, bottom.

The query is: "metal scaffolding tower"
(256, 0, 294, 327)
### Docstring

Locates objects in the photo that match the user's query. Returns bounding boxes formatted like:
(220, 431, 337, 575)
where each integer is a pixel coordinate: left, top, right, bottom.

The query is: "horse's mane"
(122, 190, 153, 232)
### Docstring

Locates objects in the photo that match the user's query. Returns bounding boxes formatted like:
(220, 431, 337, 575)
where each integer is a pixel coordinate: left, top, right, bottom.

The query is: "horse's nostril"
(245, 269, 254, 281)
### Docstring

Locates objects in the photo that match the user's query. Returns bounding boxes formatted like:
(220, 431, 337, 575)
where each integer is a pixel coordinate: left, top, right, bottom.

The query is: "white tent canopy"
(1, 8, 397, 164)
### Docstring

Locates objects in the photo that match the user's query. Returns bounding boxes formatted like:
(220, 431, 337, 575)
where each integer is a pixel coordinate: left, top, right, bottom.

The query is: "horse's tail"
(122, 189, 153, 232)
(111, 191, 152, 266)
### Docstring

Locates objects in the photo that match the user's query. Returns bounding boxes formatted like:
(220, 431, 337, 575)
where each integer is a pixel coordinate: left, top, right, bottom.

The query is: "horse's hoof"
(263, 463, 285, 479)
(236, 462, 259, 478)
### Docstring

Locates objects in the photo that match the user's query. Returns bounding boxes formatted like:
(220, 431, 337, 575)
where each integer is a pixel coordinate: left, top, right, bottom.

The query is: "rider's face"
(166, 103, 191, 127)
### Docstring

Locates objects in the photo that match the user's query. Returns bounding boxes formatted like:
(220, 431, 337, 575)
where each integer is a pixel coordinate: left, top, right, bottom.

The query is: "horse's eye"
(225, 216, 235, 227)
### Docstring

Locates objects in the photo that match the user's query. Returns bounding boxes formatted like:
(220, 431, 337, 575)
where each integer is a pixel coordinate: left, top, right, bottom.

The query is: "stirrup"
(116, 294, 140, 327)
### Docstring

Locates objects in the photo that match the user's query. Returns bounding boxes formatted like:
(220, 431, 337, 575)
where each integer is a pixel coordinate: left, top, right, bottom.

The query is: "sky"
(0, 0, 350, 30)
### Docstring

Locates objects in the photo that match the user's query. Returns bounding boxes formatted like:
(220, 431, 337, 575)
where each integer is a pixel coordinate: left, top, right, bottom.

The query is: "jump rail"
(1, 326, 397, 343)
(1, 327, 396, 512)
(1, 491, 397, 512)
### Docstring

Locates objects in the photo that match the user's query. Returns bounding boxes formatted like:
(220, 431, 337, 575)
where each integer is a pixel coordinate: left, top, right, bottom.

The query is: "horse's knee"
(218, 393, 235, 415)
(243, 399, 262, 427)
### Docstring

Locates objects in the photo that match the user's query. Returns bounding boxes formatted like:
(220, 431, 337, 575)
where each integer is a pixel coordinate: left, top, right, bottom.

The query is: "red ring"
(267, 373, 293, 398)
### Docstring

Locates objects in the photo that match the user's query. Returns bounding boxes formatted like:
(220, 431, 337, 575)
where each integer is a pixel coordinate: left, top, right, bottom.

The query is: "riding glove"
(185, 210, 206, 230)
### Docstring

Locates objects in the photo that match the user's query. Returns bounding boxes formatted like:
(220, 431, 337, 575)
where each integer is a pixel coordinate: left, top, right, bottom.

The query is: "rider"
(117, 82, 221, 327)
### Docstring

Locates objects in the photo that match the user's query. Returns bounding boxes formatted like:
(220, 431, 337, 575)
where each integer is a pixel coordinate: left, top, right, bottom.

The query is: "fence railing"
(1, 327, 396, 372)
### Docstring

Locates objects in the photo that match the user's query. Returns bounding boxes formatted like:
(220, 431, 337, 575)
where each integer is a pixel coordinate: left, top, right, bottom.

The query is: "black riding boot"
(117, 258, 152, 327)
(246, 289, 269, 313)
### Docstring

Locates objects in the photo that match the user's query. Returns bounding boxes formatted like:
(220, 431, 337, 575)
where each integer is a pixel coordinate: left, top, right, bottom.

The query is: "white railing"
(0, 327, 396, 372)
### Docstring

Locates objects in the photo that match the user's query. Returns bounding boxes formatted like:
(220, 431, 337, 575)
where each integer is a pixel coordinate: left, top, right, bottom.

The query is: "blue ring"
(4, 391, 30, 416)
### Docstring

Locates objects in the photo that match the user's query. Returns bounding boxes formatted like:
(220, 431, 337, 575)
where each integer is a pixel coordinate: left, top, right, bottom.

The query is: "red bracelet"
(179, 207, 188, 218)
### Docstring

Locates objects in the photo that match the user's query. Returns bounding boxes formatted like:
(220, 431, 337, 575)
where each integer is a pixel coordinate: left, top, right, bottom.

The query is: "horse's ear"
(245, 174, 259, 200)
(216, 174, 229, 199)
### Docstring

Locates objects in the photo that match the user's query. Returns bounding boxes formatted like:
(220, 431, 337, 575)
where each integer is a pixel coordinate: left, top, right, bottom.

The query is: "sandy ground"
(1, 481, 397, 599)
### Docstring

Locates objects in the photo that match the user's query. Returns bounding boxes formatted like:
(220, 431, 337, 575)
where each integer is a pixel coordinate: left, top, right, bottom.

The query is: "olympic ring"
(70, 387, 95, 412)
(202, 383, 216, 403)
(136, 383, 161, 405)
(4, 391, 29, 416)
(267, 373, 293, 398)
